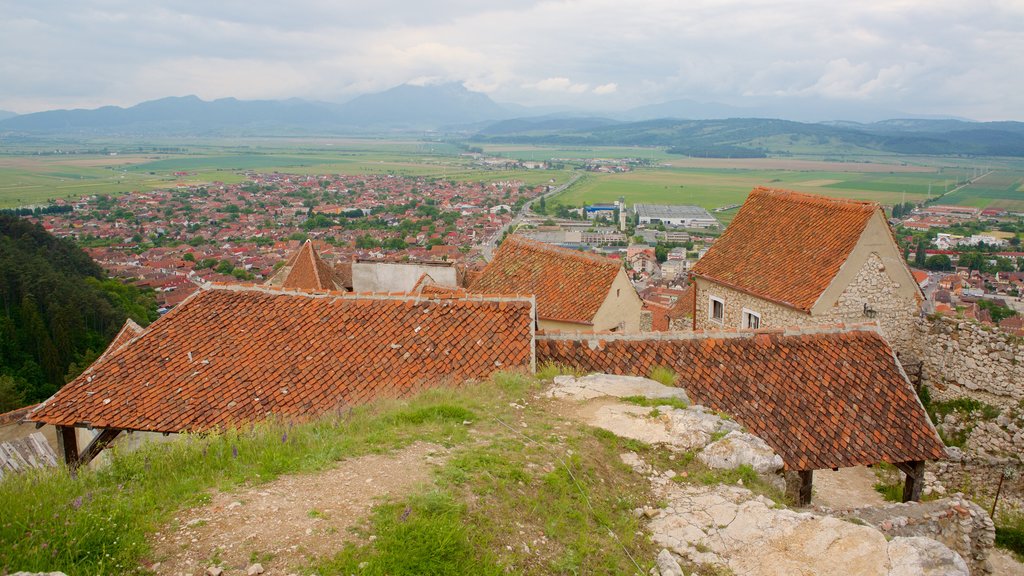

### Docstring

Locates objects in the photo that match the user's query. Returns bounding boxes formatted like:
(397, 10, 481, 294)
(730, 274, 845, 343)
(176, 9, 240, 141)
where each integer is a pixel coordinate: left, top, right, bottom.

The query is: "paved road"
(481, 173, 582, 261)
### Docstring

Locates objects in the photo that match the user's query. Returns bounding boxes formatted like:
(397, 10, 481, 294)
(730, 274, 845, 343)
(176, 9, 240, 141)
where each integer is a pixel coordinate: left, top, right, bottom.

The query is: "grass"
(648, 366, 678, 387)
(994, 508, 1024, 561)
(534, 361, 585, 381)
(0, 376, 513, 575)
(922, 396, 1001, 448)
(620, 395, 690, 411)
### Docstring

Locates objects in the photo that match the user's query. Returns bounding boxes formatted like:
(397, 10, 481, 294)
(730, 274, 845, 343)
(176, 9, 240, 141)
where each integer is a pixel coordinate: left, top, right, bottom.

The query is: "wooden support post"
(896, 460, 926, 502)
(75, 429, 121, 471)
(798, 470, 814, 506)
(55, 425, 79, 470)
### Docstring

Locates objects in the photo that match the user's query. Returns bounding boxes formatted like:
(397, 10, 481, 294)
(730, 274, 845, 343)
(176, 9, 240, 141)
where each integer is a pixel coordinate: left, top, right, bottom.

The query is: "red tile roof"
(536, 325, 946, 470)
(96, 319, 145, 363)
(470, 235, 622, 325)
(691, 187, 878, 312)
(30, 286, 535, 433)
(266, 240, 345, 291)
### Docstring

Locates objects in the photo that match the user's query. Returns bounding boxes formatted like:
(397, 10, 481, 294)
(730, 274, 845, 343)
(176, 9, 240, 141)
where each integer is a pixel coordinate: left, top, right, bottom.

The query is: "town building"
(469, 235, 643, 332)
(634, 204, 719, 229)
(690, 187, 923, 359)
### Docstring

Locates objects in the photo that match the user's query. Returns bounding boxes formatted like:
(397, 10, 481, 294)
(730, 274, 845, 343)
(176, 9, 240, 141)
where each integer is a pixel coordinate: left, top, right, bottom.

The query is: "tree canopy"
(0, 215, 157, 411)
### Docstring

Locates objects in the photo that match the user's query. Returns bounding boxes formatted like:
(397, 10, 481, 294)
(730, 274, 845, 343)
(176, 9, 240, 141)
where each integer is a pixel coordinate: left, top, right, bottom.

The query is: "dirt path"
(990, 549, 1024, 575)
(810, 466, 886, 509)
(149, 442, 449, 576)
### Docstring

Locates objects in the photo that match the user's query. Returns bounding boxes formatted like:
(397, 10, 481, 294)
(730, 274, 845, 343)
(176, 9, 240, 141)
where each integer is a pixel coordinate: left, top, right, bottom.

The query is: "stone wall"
(919, 315, 1024, 409)
(843, 495, 996, 575)
(694, 253, 922, 361)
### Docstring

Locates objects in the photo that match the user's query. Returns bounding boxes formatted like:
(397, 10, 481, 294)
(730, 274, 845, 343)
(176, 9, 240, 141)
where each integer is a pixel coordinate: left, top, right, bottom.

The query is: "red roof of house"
(30, 286, 535, 433)
(911, 269, 929, 284)
(470, 235, 622, 325)
(266, 240, 345, 291)
(96, 319, 145, 363)
(691, 187, 879, 312)
(537, 324, 946, 470)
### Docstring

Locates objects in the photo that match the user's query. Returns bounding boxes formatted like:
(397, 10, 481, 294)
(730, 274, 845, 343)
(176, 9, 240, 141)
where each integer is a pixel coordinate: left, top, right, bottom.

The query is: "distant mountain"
(0, 110, 16, 121)
(336, 82, 513, 128)
(0, 84, 517, 135)
(617, 99, 754, 121)
(477, 116, 620, 136)
(472, 117, 1024, 157)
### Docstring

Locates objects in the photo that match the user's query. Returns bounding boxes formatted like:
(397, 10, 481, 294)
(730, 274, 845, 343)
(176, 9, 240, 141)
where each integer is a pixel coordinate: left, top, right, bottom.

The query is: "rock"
(246, 563, 265, 575)
(655, 549, 685, 576)
(698, 431, 784, 475)
(205, 568, 223, 576)
(887, 536, 969, 575)
(547, 374, 690, 403)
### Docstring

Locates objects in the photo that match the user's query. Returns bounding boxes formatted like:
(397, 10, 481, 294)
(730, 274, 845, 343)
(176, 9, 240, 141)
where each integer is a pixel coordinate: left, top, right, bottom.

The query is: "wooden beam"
(899, 460, 926, 502)
(55, 425, 79, 470)
(798, 470, 814, 506)
(73, 429, 121, 471)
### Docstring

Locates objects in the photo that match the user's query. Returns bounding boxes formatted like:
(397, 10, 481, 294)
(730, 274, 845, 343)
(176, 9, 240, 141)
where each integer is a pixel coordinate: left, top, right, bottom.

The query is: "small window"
(617, 288, 621, 298)
(709, 296, 724, 323)
(742, 309, 761, 329)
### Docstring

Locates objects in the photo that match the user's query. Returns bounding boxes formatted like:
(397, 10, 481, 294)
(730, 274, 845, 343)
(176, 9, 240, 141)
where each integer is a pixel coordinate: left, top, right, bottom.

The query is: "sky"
(1, 0, 1022, 120)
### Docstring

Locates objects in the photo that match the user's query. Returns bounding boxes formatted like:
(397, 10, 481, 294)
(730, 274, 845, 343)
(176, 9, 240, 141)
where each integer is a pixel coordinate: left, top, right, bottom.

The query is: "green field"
(1, 139, 1022, 214)
(0, 139, 576, 208)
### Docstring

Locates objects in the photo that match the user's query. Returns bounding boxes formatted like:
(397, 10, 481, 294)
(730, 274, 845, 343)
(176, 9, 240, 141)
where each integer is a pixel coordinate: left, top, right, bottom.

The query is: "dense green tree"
(0, 215, 157, 409)
(914, 242, 927, 267)
(924, 254, 953, 271)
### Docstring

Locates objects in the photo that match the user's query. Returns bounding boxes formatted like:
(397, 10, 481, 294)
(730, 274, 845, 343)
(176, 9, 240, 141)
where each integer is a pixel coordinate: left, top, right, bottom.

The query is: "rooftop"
(470, 235, 622, 325)
(265, 240, 347, 291)
(691, 187, 879, 312)
(536, 324, 946, 470)
(30, 285, 535, 433)
(633, 203, 715, 219)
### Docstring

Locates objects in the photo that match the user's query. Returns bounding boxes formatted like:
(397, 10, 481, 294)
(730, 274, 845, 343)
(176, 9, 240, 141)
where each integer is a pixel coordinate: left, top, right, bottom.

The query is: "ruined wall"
(919, 315, 1024, 409)
(844, 496, 996, 575)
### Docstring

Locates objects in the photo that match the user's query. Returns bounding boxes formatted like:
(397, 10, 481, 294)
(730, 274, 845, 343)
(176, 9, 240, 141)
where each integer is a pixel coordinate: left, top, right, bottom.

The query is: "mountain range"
(2, 83, 1023, 156)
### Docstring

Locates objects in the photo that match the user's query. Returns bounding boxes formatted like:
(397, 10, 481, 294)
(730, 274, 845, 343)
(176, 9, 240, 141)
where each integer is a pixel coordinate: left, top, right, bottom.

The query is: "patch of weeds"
(621, 395, 689, 410)
(310, 491, 503, 576)
(874, 482, 903, 503)
(535, 361, 583, 381)
(248, 550, 274, 565)
(709, 430, 729, 443)
(843, 516, 868, 526)
(389, 404, 475, 426)
(649, 366, 678, 387)
(928, 397, 1000, 422)
(307, 509, 325, 519)
(995, 508, 1024, 561)
(648, 408, 661, 418)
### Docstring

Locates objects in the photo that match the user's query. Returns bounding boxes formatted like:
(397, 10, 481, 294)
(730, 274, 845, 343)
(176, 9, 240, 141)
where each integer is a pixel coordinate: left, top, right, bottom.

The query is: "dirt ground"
(148, 441, 449, 576)
(810, 466, 887, 509)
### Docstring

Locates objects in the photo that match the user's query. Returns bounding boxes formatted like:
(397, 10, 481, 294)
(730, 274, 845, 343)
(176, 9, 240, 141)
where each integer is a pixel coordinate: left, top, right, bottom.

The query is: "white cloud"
(0, 0, 1022, 119)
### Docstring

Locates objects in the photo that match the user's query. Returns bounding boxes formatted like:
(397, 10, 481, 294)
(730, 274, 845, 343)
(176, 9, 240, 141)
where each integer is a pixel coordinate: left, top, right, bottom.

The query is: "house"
(469, 235, 643, 332)
(690, 187, 923, 358)
(265, 240, 347, 291)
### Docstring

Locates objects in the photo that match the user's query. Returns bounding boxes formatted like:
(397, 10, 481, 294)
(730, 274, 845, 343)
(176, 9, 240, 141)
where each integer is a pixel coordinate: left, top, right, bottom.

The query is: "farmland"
(1, 138, 1023, 216)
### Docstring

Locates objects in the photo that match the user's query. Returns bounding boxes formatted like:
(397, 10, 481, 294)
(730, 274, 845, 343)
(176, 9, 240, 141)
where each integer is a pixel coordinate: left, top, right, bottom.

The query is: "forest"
(0, 215, 157, 412)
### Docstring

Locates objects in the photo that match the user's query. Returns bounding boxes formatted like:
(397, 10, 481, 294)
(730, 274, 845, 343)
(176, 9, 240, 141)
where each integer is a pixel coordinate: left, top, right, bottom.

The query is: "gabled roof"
(536, 325, 946, 470)
(96, 318, 145, 363)
(30, 286, 535, 433)
(265, 240, 345, 291)
(470, 235, 622, 325)
(691, 187, 879, 312)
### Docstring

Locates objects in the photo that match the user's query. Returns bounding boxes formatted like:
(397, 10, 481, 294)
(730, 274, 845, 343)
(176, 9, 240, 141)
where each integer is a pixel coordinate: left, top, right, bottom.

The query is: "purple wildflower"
(232, 445, 238, 459)
(70, 496, 83, 510)
(281, 431, 288, 443)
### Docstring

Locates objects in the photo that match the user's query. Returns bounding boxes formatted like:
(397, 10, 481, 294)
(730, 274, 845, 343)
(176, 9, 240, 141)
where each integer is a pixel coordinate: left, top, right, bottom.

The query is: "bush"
(649, 366, 678, 387)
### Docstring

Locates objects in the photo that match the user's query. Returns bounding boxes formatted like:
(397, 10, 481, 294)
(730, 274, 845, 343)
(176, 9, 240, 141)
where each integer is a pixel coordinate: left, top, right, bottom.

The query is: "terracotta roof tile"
(537, 325, 945, 470)
(691, 187, 878, 312)
(266, 240, 346, 291)
(470, 235, 621, 325)
(30, 286, 534, 433)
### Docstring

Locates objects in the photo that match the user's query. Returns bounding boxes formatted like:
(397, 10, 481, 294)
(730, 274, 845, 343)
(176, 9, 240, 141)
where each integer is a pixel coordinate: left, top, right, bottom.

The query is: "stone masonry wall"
(843, 495, 996, 575)
(919, 315, 1024, 409)
(695, 253, 922, 361)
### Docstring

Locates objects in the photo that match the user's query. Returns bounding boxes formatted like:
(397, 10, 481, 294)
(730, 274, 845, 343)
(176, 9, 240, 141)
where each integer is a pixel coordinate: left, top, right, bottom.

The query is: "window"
(709, 296, 724, 323)
(742, 309, 761, 329)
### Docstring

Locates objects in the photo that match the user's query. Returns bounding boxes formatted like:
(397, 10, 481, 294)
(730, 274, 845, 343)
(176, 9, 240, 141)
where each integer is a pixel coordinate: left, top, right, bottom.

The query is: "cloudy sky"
(1, 0, 1021, 120)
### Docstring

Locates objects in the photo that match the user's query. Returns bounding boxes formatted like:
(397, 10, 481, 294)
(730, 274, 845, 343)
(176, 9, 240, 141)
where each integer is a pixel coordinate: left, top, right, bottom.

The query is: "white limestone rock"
(547, 374, 689, 403)
(655, 549, 685, 576)
(887, 536, 969, 576)
(697, 431, 784, 475)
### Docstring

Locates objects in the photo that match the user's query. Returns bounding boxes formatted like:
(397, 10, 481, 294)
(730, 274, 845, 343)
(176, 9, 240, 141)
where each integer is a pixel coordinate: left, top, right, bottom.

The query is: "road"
(481, 172, 582, 261)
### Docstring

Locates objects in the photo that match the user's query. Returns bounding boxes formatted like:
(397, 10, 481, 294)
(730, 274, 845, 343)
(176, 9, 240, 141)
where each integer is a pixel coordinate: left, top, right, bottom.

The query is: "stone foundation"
(843, 495, 996, 575)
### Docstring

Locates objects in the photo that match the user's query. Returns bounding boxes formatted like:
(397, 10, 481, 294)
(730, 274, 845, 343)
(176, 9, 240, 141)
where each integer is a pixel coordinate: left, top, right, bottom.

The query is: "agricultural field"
(0, 139, 575, 208)
(548, 155, 1024, 222)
